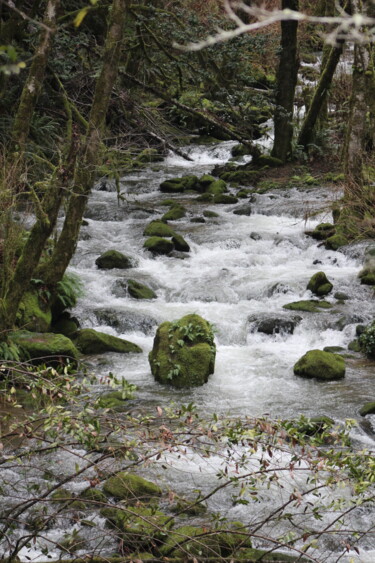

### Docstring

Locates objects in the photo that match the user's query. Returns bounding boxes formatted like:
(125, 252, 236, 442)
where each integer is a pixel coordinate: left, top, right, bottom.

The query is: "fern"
(56, 273, 84, 310)
(0, 341, 22, 362)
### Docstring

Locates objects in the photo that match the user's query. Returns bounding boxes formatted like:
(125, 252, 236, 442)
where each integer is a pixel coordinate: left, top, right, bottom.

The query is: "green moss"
(143, 220, 175, 237)
(195, 193, 213, 202)
(293, 349, 345, 381)
(238, 547, 305, 561)
(254, 155, 283, 168)
(127, 279, 157, 300)
(359, 402, 375, 416)
(170, 497, 207, 516)
(51, 316, 79, 337)
(149, 314, 216, 388)
(172, 234, 190, 252)
(307, 271, 333, 296)
(213, 194, 238, 204)
(348, 339, 361, 352)
(325, 234, 348, 250)
(237, 189, 251, 198)
(199, 174, 216, 186)
(256, 179, 285, 193)
(17, 290, 52, 332)
(203, 210, 219, 218)
(160, 175, 199, 193)
(143, 236, 174, 255)
(10, 330, 79, 363)
(95, 250, 133, 269)
(79, 488, 107, 505)
(97, 390, 135, 409)
(306, 222, 335, 241)
(360, 273, 375, 285)
(283, 300, 332, 312)
(103, 472, 162, 500)
(161, 206, 186, 221)
(220, 170, 260, 184)
(159, 525, 220, 558)
(206, 179, 227, 195)
(73, 328, 142, 354)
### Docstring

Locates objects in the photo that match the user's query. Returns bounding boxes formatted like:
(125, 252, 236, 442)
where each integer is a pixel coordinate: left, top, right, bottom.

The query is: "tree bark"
(11, 0, 60, 153)
(271, 0, 299, 162)
(297, 41, 344, 149)
(40, 0, 128, 287)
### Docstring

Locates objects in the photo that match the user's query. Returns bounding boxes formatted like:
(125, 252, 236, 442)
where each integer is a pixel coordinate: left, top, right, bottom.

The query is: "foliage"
(56, 273, 84, 310)
(359, 321, 375, 357)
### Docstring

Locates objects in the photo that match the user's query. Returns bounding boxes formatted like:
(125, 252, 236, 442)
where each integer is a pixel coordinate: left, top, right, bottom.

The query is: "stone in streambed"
(307, 271, 333, 296)
(293, 349, 345, 381)
(127, 279, 157, 300)
(172, 234, 190, 252)
(103, 472, 162, 500)
(95, 250, 134, 269)
(143, 220, 175, 237)
(10, 330, 79, 364)
(73, 328, 141, 354)
(283, 300, 332, 313)
(143, 236, 174, 255)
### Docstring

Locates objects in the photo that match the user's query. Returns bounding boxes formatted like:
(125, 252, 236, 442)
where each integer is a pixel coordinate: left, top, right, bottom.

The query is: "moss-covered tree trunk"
(297, 41, 344, 149)
(40, 0, 128, 287)
(271, 0, 299, 162)
(11, 0, 60, 153)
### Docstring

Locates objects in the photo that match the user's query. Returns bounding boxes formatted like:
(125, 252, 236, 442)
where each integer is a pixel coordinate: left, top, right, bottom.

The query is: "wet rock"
(325, 233, 348, 251)
(190, 216, 206, 223)
(203, 210, 219, 218)
(213, 194, 238, 204)
(149, 314, 216, 388)
(305, 222, 335, 241)
(267, 282, 292, 296)
(10, 330, 79, 364)
(161, 205, 186, 221)
(359, 402, 375, 416)
(74, 328, 142, 354)
(293, 349, 345, 380)
(248, 315, 302, 335)
(206, 179, 227, 195)
(95, 250, 134, 270)
(160, 175, 199, 193)
(94, 308, 158, 334)
(332, 314, 365, 331)
(143, 236, 174, 255)
(233, 203, 252, 216)
(334, 291, 349, 301)
(283, 300, 332, 312)
(103, 472, 162, 500)
(127, 279, 157, 300)
(143, 220, 175, 237)
(250, 232, 262, 241)
(172, 233, 190, 252)
(307, 271, 333, 296)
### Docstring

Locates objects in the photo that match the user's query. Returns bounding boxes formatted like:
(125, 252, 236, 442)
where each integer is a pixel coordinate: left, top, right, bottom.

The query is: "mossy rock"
(160, 175, 199, 193)
(231, 143, 252, 158)
(103, 472, 162, 500)
(159, 525, 221, 558)
(206, 179, 227, 195)
(203, 210, 219, 218)
(143, 220, 175, 238)
(95, 250, 133, 269)
(199, 174, 216, 186)
(254, 154, 283, 167)
(143, 236, 174, 255)
(289, 415, 335, 437)
(170, 497, 207, 516)
(323, 346, 345, 353)
(149, 313, 216, 388)
(213, 194, 238, 204)
(283, 300, 332, 313)
(359, 402, 375, 416)
(10, 330, 79, 363)
(196, 193, 213, 202)
(306, 222, 335, 241)
(127, 279, 157, 300)
(79, 488, 107, 505)
(16, 290, 52, 332)
(293, 349, 345, 381)
(172, 234, 190, 252)
(97, 390, 134, 410)
(51, 488, 86, 510)
(237, 189, 251, 198)
(73, 328, 142, 354)
(348, 339, 361, 352)
(161, 206, 187, 221)
(220, 170, 260, 184)
(51, 313, 79, 337)
(307, 271, 333, 296)
(360, 273, 375, 285)
(238, 547, 306, 561)
(117, 506, 173, 550)
(190, 216, 206, 223)
(325, 234, 348, 250)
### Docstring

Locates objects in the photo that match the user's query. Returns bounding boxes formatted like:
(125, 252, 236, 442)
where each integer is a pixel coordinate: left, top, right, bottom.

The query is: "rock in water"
(307, 271, 333, 296)
(293, 349, 345, 381)
(149, 314, 216, 388)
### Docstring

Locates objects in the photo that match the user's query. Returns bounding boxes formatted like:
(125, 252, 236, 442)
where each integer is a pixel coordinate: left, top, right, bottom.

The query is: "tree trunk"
(297, 41, 344, 149)
(271, 0, 299, 162)
(11, 0, 60, 153)
(40, 0, 128, 287)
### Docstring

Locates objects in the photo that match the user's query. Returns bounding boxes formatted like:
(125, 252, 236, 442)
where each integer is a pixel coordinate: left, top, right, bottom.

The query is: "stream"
(2, 141, 375, 562)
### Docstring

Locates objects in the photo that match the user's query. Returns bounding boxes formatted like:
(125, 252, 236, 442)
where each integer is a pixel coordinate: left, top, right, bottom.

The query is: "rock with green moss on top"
(10, 330, 79, 364)
(307, 271, 333, 296)
(206, 179, 227, 195)
(203, 210, 219, 218)
(306, 222, 335, 241)
(143, 236, 174, 255)
(16, 290, 52, 332)
(103, 472, 162, 501)
(172, 234, 190, 252)
(127, 279, 157, 300)
(283, 300, 332, 313)
(160, 175, 199, 193)
(198, 174, 216, 187)
(359, 246, 375, 286)
(95, 250, 134, 270)
(143, 220, 175, 238)
(325, 233, 348, 250)
(359, 401, 375, 416)
(293, 349, 345, 381)
(73, 328, 141, 355)
(161, 205, 186, 221)
(79, 487, 107, 506)
(213, 194, 238, 204)
(97, 387, 136, 409)
(149, 313, 216, 388)
(254, 154, 283, 168)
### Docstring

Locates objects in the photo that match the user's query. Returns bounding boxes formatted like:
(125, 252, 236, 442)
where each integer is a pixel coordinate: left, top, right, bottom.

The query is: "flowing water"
(2, 141, 375, 562)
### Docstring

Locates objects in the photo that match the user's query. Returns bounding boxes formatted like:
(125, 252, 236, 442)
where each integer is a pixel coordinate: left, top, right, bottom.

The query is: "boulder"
(127, 279, 157, 300)
(95, 250, 133, 269)
(73, 328, 142, 354)
(283, 300, 332, 313)
(325, 233, 348, 250)
(143, 220, 175, 237)
(160, 175, 199, 193)
(10, 330, 79, 364)
(250, 316, 302, 335)
(94, 308, 158, 334)
(213, 194, 238, 204)
(16, 290, 52, 332)
(203, 210, 219, 218)
(199, 174, 216, 187)
(206, 179, 227, 195)
(359, 402, 375, 416)
(233, 204, 252, 216)
(149, 313, 216, 388)
(307, 271, 333, 296)
(305, 222, 335, 241)
(161, 205, 186, 221)
(172, 234, 190, 252)
(143, 236, 174, 255)
(293, 349, 345, 381)
(103, 472, 162, 500)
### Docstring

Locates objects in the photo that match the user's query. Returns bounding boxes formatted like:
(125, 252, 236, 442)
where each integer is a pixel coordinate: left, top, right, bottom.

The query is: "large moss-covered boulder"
(143, 220, 175, 237)
(16, 290, 52, 332)
(325, 233, 348, 250)
(206, 179, 227, 195)
(143, 236, 174, 255)
(149, 314, 216, 388)
(10, 330, 79, 363)
(74, 328, 141, 354)
(307, 271, 333, 296)
(103, 472, 162, 501)
(293, 349, 345, 381)
(172, 234, 190, 252)
(95, 250, 133, 269)
(127, 279, 157, 300)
